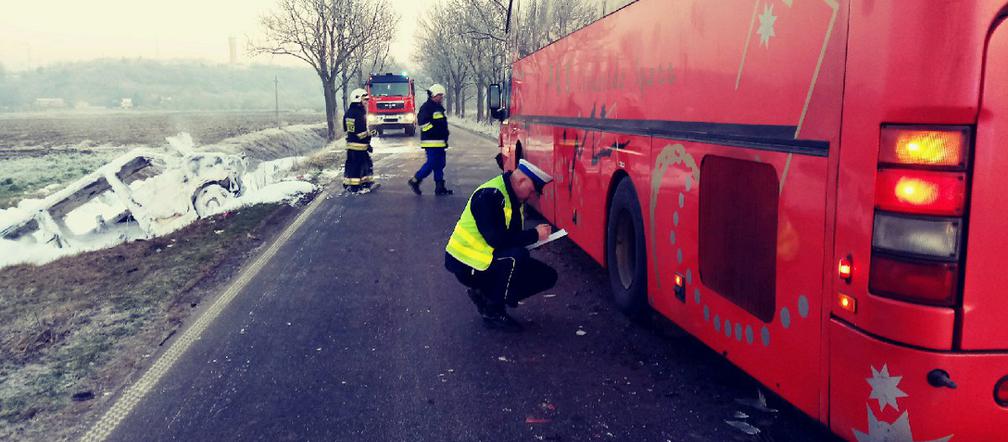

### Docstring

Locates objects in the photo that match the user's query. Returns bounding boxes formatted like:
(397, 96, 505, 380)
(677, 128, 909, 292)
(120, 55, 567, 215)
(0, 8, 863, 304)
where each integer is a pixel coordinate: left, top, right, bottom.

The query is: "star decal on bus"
(757, 3, 777, 47)
(853, 406, 952, 442)
(853, 364, 953, 442)
(867, 364, 908, 412)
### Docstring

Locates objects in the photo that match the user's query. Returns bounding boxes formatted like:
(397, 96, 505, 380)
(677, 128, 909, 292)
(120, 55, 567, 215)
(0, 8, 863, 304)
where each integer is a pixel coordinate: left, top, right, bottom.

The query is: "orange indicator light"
(838, 293, 857, 313)
(838, 256, 853, 282)
(879, 127, 968, 168)
(674, 274, 684, 287)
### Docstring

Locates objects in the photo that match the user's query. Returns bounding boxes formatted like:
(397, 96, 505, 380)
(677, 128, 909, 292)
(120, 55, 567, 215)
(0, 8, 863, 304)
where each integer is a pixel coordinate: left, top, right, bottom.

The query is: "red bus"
(366, 73, 417, 136)
(488, 1, 1008, 440)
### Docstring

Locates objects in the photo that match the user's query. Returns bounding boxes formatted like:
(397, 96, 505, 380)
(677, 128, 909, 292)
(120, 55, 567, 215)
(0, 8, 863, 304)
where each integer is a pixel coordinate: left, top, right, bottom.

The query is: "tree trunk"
(476, 80, 485, 123)
(323, 82, 339, 141)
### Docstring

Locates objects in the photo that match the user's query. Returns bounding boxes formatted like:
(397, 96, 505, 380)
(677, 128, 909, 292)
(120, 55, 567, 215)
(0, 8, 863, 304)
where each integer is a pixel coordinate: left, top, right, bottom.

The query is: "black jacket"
(417, 98, 449, 146)
(445, 172, 538, 273)
(344, 103, 371, 147)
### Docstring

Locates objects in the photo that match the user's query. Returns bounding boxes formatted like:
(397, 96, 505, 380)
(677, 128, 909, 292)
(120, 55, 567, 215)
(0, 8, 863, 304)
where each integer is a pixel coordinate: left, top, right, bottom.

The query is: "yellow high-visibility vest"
(445, 175, 524, 270)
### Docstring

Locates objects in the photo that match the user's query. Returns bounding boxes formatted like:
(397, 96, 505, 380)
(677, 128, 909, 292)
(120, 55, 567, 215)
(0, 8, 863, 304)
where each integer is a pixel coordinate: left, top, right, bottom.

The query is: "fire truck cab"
(366, 73, 417, 137)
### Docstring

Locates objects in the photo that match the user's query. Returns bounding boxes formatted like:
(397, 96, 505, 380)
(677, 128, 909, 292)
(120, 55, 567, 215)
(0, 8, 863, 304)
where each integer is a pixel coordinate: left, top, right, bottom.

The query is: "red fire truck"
(366, 73, 417, 136)
(488, 0, 1008, 440)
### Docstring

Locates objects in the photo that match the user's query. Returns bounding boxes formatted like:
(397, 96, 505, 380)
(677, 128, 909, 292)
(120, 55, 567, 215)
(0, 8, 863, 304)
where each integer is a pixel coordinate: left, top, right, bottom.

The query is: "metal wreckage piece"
(0, 147, 246, 248)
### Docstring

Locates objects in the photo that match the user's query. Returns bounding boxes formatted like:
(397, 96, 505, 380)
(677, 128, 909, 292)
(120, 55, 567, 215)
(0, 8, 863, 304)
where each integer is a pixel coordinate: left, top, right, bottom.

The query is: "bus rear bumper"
(829, 319, 1008, 441)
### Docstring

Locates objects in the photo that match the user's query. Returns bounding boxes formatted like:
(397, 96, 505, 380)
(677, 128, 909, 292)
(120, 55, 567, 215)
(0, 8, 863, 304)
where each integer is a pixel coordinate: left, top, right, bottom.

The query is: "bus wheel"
(606, 178, 649, 316)
(405, 126, 415, 136)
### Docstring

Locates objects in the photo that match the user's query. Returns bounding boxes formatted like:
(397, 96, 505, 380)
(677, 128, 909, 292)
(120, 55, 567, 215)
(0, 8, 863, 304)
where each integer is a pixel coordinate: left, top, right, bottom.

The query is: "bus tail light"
(869, 125, 971, 308)
(872, 213, 962, 259)
(869, 255, 958, 306)
(879, 126, 969, 168)
(875, 170, 967, 216)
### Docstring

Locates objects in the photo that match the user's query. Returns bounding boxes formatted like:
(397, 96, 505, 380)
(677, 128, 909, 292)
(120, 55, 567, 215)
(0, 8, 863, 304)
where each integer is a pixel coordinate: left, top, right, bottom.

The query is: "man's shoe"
(482, 311, 523, 332)
(434, 180, 453, 196)
(466, 288, 488, 316)
(408, 177, 422, 195)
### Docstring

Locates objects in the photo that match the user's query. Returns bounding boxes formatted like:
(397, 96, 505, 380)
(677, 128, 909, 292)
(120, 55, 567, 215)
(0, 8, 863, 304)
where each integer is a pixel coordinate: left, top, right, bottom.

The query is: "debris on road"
(733, 411, 749, 419)
(71, 391, 95, 402)
(724, 419, 761, 435)
(735, 390, 779, 413)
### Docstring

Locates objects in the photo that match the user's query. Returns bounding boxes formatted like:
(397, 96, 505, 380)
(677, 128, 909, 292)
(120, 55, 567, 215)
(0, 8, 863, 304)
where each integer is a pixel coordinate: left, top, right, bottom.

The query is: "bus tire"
(606, 177, 649, 317)
(405, 126, 416, 136)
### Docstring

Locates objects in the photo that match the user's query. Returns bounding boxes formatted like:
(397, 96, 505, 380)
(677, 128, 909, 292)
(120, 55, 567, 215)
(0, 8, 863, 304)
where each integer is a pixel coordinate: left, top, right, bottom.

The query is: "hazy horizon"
(0, 0, 432, 72)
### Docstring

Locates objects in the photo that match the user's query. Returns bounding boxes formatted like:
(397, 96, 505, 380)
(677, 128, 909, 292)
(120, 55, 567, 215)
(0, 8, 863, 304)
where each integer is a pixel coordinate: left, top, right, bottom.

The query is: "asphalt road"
(104, 126, 837, 441)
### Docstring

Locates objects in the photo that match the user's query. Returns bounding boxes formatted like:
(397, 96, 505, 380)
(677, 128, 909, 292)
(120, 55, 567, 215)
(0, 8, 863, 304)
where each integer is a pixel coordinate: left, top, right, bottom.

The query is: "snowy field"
(449, 116, 499, 140)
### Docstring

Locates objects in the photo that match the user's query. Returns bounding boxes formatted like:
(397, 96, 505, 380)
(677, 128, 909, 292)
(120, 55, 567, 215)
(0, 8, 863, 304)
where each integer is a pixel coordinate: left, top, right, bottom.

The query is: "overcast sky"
(0, 0, 433, 71)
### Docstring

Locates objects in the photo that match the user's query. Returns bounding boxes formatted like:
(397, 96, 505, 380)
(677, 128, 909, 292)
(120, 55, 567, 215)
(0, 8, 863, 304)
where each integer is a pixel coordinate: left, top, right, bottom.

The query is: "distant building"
(35, 98, 66, 109)
(120, 98, 134, 109)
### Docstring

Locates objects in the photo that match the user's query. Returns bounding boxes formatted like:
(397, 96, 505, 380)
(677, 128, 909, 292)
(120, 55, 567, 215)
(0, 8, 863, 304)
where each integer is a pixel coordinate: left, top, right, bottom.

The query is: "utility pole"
(274, 75, 280, 129)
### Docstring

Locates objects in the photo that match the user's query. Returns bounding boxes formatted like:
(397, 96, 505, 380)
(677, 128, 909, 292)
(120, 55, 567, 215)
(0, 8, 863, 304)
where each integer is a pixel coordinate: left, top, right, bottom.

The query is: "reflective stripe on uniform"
(361, 175, 374, 183)
(432, 112, 445, 119)
(356, 131, 371, 138)
(347, 142, 369, 151)
(420, 123, 434, 132)
(343, 177, 362, 185)
(445, 175, 520, 271)
(420, 140, 447, 148)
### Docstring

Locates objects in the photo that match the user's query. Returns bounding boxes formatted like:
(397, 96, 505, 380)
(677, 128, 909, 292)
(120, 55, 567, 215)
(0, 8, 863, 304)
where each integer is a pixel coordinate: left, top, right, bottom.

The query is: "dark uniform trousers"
(451, 246, 558, 313)
(344, 150, 373, 191)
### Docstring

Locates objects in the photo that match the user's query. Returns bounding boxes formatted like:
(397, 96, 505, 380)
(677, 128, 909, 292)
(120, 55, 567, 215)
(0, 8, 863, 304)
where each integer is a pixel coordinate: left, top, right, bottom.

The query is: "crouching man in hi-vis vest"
(444, 160, 559, 331)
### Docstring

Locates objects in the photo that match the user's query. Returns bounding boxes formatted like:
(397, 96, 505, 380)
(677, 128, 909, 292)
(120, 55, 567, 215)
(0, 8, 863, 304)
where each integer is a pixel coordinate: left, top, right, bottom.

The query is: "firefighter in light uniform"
(408, 83, 453, 196)
(444, 160, 559, 331)
(343, 88, 375, 193)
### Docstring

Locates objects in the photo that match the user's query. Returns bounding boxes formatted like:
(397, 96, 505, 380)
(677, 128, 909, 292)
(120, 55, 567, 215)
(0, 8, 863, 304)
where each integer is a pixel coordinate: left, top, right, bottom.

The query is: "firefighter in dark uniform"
(408, 83, 453, 196)
(343, 88, 375, 193)
(445, 160, 558, 331)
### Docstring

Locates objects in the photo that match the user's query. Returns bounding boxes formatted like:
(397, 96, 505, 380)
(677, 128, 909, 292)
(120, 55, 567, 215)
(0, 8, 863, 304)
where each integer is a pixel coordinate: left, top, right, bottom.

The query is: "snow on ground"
(449, 116, 500, 140)
(0, 128, 323, 269)
(203, 123, 327, 163)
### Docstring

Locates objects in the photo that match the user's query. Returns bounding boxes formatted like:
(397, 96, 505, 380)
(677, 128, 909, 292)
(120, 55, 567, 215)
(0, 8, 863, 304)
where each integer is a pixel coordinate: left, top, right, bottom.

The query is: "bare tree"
(339, 6, 399, 112)
(414, 6, 471, 117)
(252, 0, 398, 141)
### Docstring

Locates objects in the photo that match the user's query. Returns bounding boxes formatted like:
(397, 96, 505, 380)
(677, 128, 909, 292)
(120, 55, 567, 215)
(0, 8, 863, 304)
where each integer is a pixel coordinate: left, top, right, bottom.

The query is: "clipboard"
(527, 229, 568, 250)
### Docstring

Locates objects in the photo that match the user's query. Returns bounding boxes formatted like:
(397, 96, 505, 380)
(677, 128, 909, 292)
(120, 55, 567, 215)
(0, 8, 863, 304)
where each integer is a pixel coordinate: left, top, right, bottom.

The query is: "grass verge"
(0, 199, 309, 441)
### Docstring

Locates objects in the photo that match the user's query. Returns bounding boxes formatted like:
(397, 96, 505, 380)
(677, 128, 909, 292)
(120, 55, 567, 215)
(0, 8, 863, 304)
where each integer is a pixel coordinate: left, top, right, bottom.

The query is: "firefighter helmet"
(428, 83, 446, 97)
(350, 88, 369, 103)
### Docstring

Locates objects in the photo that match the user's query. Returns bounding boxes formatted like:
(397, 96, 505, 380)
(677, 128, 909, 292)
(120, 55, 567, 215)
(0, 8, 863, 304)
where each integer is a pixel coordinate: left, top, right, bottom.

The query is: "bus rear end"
(830, 2, 1008, 440)
(366, 73, 417, 136)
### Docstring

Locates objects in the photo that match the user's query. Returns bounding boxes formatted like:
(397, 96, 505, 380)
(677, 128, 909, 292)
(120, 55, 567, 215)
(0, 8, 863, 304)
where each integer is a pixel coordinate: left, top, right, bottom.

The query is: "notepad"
(527, 229, 568, 250)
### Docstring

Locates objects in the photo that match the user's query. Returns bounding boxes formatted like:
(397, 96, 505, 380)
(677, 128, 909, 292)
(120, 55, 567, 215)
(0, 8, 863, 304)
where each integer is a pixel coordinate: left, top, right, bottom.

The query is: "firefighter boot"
(435, 180, 453, 196)
(407, 177, 422, 195)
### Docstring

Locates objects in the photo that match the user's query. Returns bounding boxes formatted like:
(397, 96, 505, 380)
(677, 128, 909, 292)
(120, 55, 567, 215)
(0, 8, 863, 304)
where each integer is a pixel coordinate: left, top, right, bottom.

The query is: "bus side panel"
(522, 122, 557, 223)
(551, 127, 648, 265)
(648, 138, 829, 419)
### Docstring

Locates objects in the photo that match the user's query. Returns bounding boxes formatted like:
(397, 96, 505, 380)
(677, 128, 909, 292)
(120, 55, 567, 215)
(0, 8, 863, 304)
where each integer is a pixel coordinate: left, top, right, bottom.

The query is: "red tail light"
(869, 255, 958, 306)
(870, 125, 971, 306)
(875, 169, 967, 216)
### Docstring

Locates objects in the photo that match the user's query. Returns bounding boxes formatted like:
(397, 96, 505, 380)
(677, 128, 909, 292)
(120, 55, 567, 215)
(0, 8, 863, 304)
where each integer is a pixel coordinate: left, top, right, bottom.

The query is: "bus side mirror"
(487, 84, 506, 120)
